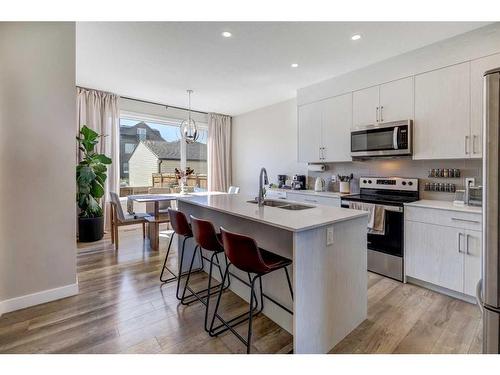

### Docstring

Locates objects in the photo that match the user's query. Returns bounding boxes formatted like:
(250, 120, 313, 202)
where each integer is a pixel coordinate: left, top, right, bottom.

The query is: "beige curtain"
(76, 87, 120, 231)
(208, 113, 232, 192)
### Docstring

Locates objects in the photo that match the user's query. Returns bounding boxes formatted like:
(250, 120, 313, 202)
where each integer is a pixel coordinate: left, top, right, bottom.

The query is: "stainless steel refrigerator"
(479, 68, 500, 353)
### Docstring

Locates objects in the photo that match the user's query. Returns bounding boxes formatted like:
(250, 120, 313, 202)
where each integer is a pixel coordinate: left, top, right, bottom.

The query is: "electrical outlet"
(331, 175, 337, 183)
(326, 226, 334, 245)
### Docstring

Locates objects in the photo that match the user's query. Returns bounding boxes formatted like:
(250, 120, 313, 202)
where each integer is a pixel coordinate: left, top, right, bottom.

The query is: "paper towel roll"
(307, 164, 326, 172)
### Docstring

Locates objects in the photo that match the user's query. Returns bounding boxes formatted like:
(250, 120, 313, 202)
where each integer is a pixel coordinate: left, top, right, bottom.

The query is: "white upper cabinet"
(414, 62, 471, 160)
(379, 77, 414, 123)
(298, 101, 322, 163)
(470, 53, 500, 159)
(352, 77, 413, 127)
(297, 93, 353, 163)
(352, 85, 379, 127)
(321, 93, 352, 162)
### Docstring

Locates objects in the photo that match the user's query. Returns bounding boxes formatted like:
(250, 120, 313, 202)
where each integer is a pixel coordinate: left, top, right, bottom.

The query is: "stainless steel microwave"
(350, 120, 412, 158)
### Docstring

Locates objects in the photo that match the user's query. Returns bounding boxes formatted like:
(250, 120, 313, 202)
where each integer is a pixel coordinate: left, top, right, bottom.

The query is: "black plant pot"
(78, 216, 104, 242)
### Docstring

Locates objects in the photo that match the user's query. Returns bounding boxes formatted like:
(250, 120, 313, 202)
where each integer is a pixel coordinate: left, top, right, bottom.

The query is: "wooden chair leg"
(115, 222, 119, 250)
(142, 222, 146, 239)
(110, 207, 115, 244)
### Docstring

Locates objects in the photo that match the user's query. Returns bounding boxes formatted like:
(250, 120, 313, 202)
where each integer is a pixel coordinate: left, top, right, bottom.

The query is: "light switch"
(326, 226, 334, 245)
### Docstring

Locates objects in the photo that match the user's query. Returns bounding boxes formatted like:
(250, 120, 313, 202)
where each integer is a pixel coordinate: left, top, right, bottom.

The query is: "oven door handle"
(393, 126, 399, 150)
(341, 200, 403, 213)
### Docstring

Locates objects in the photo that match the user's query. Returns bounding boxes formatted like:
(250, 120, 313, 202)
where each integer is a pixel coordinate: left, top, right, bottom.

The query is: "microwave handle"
(393, 126, 399, 150)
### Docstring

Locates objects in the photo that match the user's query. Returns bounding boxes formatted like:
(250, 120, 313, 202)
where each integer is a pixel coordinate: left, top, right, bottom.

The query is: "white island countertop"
(404, 199, 482, 214)
(179, 193, 368, 232)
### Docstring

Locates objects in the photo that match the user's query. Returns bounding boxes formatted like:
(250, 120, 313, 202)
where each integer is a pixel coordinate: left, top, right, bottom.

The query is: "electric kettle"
(314, 177, 325, 192)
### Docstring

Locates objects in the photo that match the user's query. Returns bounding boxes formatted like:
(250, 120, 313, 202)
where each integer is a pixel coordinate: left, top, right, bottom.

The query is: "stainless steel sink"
(247, 199, 314, 210)
(278, 204, 314, 210)
(246, 199, 289, 207)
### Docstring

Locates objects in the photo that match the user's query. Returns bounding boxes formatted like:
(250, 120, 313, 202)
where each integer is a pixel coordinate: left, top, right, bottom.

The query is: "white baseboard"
(406, 276, 476, 304)
(0, 282, 79, 317)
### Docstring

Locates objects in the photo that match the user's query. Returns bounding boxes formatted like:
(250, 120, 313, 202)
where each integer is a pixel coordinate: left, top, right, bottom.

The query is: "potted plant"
(76, 125, 112, 242)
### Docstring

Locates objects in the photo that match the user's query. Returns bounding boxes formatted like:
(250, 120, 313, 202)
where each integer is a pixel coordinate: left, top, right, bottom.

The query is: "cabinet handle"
(304, 198, 318, 203)
(457, 232, 463, 253)
(380, 106, 384, 122)
(466, 233, 470, 255)
(451, 217, 480, 224)
(322, 147, 326, 160)
(465, 135, 469, 155)
(473, 135, 478, 154)
(376, 107, 379, 122)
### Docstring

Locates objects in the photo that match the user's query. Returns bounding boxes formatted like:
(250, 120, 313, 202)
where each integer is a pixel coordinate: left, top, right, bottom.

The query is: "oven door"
(367, 208, 404, 257)
(351, 120, 411, 157)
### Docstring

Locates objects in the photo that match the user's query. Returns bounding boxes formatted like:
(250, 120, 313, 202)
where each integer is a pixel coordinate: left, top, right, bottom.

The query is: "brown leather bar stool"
(209, 227, 293, 354)
(180, 216, 231, 331)
(160, 208, 203, 300)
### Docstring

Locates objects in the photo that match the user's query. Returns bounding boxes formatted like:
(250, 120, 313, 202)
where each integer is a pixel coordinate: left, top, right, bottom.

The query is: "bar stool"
(209, 227, 293, 354)
(180, 216, 231, 331)
(160, 208, 203, 300)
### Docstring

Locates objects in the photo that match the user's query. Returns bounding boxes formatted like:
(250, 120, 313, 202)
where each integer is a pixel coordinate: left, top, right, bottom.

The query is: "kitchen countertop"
(268, 188, 349, 198)
(178, 193, 368, 232)
(404, 199, 482, 214)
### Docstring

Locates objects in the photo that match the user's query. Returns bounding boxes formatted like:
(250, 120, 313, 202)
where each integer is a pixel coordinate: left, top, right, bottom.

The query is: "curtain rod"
(77, 86, 209, 115)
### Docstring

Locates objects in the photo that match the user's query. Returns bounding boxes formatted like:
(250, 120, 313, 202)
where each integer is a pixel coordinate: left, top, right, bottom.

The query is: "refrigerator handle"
(476, 279, 484, 314)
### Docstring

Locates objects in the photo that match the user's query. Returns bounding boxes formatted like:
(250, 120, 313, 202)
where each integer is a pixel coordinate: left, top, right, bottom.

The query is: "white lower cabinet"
(286, 192, 341, 207)
(405, 221, 464, 293)
(405, 207, 482, 298)
(464, 229, 482, 296)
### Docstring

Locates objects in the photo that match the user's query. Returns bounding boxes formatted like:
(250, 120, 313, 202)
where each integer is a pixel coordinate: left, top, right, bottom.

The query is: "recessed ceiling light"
(351, 34, 361, 41)
(221, 31, 232, 38)
(291, 63, 299, 68)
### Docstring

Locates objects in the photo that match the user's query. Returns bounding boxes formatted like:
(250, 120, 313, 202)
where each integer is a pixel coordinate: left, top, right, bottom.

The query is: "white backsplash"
(307, 158, 482, 201)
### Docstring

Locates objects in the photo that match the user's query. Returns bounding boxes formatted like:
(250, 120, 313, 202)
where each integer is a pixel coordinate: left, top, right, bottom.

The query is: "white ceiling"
(76, 22, 489, 116)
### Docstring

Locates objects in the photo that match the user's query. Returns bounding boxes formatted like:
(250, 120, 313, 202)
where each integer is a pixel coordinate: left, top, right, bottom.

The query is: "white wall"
(298, 23, 500, 105)
(0, 22, 77, 315)
(232, 99, 307, 195)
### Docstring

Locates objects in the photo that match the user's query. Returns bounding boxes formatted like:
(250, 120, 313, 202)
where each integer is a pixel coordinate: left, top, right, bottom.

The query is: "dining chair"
(228, 186, 240, 194)
(109, 192, 150, 250)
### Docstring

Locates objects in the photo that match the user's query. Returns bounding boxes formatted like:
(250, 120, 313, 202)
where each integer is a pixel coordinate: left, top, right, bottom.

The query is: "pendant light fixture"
(180, 89, 198, 144)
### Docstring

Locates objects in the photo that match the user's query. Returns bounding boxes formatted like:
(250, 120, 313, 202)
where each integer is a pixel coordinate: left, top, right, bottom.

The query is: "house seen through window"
(119, 116, 208, 195)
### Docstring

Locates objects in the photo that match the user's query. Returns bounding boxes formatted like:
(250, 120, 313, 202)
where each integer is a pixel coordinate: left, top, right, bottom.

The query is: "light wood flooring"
(0, 225, 482, 354)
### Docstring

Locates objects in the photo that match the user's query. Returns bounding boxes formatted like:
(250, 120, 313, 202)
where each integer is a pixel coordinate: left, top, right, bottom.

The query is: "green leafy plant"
(76, 126, 112, 218)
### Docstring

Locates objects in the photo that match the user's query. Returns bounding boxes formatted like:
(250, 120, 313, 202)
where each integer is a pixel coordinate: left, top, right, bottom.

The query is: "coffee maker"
(277, 174, 287, 188)
(292, 174, 307, 190)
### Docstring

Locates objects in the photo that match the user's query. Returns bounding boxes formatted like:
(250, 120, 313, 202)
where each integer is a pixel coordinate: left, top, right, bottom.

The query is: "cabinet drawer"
(405, 206, 481, 231)
(286, 192, 340, 207)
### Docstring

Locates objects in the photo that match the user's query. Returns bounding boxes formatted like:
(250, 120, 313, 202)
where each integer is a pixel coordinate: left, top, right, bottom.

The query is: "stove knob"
(368, 180, 372, 184)
(402, 181, 407, 186)
(363, 179, 367, 184)
(408, 181, 413, 186)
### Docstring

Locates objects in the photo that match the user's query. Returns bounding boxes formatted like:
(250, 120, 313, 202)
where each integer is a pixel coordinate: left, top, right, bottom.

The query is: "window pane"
(187, 127, 208, 191)
(119, 118, 181, 193)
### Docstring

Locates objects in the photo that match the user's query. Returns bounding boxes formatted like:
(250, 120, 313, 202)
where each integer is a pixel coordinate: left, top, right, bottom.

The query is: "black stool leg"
(209, 266, 230, 334)
(284, 266, 293, 300)
(160, 233, 176, 283)
(246, 275, 259, 354)
(180, 245, 201, 303)
(176, 236, 190, 300)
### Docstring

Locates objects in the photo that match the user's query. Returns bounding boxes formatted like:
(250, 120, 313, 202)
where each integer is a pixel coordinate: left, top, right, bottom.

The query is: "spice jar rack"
(428, 168, 461, 178)
(424, 182, 456, 193)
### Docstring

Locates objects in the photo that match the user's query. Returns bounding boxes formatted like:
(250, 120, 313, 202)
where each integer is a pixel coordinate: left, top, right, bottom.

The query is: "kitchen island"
(177, 193, 368, 354)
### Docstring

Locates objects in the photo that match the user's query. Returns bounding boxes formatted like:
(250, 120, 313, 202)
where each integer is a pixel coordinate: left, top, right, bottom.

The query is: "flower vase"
(180, 177, 188, 195)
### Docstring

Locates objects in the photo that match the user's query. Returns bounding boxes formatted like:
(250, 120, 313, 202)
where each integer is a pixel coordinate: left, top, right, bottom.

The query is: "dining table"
(127, 191, 225, 251)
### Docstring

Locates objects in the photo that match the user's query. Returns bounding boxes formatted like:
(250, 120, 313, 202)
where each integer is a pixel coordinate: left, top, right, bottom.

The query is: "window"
(136, 128, 147, 141)
(124, 143, 136, 154)
(119, 115, 208, 193)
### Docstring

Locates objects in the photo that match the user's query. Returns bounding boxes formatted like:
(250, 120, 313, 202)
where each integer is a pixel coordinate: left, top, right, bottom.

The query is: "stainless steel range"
(341, 177, 419, 281)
